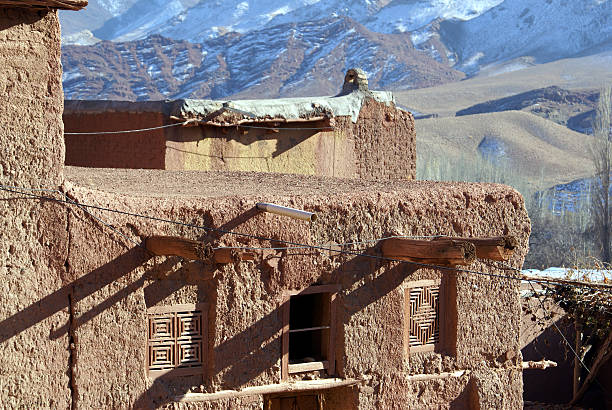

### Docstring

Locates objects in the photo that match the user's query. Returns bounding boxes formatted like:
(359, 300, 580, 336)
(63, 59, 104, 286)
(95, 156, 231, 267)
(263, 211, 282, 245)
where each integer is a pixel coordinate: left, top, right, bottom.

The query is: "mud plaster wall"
(63, 111, 167, 169)
(0, 8, 71, 408)
(59, 170, 529, 409)
(63, 98, 416, 181)
(336, 98, 416, 181)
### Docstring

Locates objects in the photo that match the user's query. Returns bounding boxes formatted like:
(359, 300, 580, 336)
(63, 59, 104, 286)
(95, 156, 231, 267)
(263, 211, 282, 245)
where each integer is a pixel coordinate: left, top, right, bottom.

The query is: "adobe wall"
(52, 168, 530, 408)
(335, 98, 416, 181)
(64, 110, 167, 169)
(63, 97, 416, 181)
(0, 8, 71, 408)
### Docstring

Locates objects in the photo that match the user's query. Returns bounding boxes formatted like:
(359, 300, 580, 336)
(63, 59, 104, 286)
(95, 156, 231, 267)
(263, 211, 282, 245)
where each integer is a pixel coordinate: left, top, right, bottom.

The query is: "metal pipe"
(256, 202, 317, 222)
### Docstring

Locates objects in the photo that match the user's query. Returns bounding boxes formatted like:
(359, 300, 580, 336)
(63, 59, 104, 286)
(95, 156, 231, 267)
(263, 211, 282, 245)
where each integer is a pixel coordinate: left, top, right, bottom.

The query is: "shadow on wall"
(133, 241, 439, 408)
(1, 201, 461, 408)
(522, 317, 575, 404)
(0, 245, 150, 344)
(166, 126, 321, 159)
(0, 8, 46, 31)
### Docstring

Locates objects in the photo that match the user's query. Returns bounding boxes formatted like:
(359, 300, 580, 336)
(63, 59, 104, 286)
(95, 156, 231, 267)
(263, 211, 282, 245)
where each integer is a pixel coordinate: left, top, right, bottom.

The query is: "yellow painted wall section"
(171, 127, 336, 176)
(180, 138, 213, 171)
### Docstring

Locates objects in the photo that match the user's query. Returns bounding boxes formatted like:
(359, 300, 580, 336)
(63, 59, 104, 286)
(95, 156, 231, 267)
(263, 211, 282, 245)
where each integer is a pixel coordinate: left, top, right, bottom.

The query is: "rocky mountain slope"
(59, 0, 612, 101)
(62, 17, 464, 100)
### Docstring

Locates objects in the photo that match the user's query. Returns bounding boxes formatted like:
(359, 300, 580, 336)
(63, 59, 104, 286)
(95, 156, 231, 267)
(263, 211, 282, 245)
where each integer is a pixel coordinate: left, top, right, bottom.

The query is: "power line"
(2, 184, 611, 293)
(0, 185, 142, 247)
(62, 121, 334, 135)
(64, 121, 189, 135)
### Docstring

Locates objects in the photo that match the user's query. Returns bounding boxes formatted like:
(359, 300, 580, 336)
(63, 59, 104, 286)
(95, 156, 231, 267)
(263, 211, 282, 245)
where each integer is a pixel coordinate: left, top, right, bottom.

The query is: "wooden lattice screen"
(147, 303, 207, 378)
(405, 280, 442, 354)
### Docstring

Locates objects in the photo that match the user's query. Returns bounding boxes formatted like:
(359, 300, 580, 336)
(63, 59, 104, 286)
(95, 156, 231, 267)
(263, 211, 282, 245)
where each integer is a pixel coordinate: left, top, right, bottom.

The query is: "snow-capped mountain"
(439, 0, 612, 73)
(62, 17, 464, 101)
(59, 0, 612, 101)
(61, 0, 507, 43)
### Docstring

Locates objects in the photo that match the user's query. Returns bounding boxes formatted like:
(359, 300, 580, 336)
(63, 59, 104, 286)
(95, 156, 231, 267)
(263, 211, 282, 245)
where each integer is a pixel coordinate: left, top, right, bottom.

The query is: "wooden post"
(145, 236, 255, 264)
(380, 238, 476, 267)
(434, 236, 518, 261)
(573, 321, 581, 398)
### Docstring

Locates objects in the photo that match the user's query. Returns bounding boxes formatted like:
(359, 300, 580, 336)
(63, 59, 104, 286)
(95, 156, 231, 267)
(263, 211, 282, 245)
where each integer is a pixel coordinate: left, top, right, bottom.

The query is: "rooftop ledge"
(64, 90, 394, 124)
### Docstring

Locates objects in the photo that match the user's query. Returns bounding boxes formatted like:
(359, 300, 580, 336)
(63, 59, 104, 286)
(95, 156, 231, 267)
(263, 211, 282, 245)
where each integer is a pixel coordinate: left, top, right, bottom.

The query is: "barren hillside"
(396, 52, 612, 117)
(416, 110, 595, 187)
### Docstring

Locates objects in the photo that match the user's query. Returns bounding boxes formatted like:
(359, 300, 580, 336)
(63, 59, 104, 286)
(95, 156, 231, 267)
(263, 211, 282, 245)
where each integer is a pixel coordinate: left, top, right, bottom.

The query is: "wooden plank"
(145, 236, 255, 264)
(147, 303, 206, 314)
(328, 292, 337, 376)
(281, 297, 290, 381)
(149, 366, 204, 379)
(381, 238, 476, 267)
(522, 360, 557, 370)
(174, 378, 361, 402)
(434, 236, 518, 261)
(406, 370, 468, 382)
(0, 0, 88, 10)
(288, 361, 328, 374)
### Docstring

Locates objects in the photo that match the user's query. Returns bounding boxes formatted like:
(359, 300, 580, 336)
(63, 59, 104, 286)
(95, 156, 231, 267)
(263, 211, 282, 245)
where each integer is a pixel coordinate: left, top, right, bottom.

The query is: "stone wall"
(0, 8, 71, 408)
(54, 168, 530, 408)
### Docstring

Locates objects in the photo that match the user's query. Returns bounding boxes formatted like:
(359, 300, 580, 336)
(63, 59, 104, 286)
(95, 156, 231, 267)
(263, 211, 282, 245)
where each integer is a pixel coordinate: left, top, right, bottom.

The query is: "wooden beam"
(434, 236, 518, 261)
(145, 236, 255, 264)
(169, 116, 330, 128)
(174, 378, 361, 402)
(0, 0, 88, 10)
(522, 360, 558, 370)
(380, 238, 476, 267)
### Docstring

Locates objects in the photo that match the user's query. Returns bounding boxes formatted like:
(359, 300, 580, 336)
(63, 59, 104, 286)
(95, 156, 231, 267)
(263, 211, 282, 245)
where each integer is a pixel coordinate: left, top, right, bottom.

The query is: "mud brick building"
(63, 71, 416, 180)
(1, 2, 532, 409)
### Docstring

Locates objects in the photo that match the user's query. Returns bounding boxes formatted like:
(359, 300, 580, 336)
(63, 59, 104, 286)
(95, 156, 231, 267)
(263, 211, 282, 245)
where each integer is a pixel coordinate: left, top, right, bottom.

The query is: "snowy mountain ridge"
(61, 0, 504, 43)
(60, 0, 612, 101)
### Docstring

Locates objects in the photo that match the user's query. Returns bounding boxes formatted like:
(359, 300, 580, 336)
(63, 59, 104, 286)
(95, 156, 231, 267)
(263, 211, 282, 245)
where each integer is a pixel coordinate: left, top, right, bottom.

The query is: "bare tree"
(589, 86, 612, 263)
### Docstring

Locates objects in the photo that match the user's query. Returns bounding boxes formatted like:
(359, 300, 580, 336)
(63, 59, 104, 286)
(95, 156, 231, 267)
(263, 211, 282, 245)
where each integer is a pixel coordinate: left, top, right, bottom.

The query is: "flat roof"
(64, 89, 395, 123)
(65, 166, 512, 200)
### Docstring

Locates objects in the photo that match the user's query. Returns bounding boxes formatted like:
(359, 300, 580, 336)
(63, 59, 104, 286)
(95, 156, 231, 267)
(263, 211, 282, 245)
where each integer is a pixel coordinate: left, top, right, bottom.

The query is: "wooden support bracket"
(145, 236, 255, 264)
(434, 235, 518, 261)
(380, 238, 476, 267)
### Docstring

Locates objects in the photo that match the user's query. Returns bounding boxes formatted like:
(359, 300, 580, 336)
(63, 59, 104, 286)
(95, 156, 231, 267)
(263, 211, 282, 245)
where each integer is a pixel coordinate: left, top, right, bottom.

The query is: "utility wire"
(1, 185, 142, 247)
(64, 121, 189, 135)
(211, 235, 447, 251)
(2, 184, 611, 293)
(63, 121, 333, 135)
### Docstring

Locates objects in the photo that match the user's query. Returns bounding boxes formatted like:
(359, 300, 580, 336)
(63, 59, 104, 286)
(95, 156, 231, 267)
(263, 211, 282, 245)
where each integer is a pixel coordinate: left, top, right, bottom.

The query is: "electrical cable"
(64, 121, 189, 135)
(2, 184, 612, 293)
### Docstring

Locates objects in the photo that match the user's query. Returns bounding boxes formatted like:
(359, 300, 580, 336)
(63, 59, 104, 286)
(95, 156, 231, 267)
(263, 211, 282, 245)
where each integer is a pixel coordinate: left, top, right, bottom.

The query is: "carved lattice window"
(405, 280, 442, 354)
(147, 303, 207, 378)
